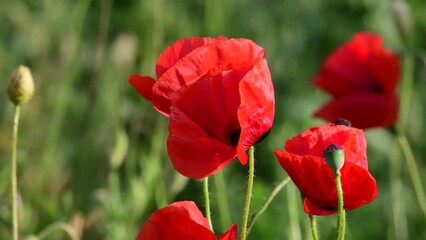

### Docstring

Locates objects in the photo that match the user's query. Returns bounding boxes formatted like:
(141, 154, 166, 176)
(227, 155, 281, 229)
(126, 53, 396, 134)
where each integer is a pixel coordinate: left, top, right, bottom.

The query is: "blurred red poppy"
(313, 32, 400, 129)
(136, 201, 237, 240)
(274, 123, 378, 216)
(129, 37, 274, 178)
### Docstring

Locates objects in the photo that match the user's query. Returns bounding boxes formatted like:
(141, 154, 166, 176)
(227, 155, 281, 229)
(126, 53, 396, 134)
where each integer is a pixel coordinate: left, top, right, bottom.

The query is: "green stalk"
(309, 215, 319, 240)
(335, 171, 345, 240)
(11, 105, 21, 240)
(204, 177, 213, 231)
(240, 146, 255, 240)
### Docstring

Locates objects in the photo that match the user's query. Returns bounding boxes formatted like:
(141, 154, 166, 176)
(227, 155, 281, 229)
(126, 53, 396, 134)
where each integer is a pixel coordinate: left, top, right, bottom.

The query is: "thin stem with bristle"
(335, 171, 346, 240)
(247, 176, 291, 234)
(240, 146, 255, 240)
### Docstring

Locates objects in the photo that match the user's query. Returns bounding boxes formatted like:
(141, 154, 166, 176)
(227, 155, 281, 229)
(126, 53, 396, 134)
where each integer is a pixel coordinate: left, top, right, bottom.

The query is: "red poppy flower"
(274, 123, 378, 216)
(136, 201, 237, 240)
(313, 32, 400, 129)
(129, 37, 274, 178)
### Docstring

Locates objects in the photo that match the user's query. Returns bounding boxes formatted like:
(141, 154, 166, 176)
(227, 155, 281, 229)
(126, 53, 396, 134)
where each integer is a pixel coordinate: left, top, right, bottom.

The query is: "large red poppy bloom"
(313, 32, 400, 129)
(274, 123, 378, 216)
(129, 37, 274, 178)
(136, 201, 237, 240)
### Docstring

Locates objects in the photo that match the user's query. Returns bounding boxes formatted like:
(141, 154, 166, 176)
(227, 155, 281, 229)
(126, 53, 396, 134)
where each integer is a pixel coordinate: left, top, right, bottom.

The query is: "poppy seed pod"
(7, 65, 35, 105)
(324, 144, 345, 172)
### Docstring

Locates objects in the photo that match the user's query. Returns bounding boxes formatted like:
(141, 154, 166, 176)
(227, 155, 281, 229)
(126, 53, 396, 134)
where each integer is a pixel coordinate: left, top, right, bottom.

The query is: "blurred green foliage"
(0, 0, 425, 239)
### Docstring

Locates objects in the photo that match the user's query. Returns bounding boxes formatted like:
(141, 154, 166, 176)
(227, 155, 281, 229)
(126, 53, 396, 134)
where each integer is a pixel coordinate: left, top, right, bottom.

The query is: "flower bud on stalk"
(324, 144, 345, 174)
(7, 65, 35, 105)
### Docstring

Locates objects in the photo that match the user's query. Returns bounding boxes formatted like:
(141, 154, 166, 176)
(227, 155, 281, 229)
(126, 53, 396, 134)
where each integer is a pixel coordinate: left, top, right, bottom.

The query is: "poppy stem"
(240, 146, 255, 240)
(203, 177, 213, 232)
(11, 105, 21, 240)
(335, 171, 345, 240)
(309, 215, 319, 240)
(246, 176, 291, 234)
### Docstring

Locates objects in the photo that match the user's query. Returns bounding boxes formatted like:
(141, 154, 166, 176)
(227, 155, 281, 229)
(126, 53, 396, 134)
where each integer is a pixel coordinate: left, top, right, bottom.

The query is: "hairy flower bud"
(7, 65, 35, 105)
(324, 144, 345, 173)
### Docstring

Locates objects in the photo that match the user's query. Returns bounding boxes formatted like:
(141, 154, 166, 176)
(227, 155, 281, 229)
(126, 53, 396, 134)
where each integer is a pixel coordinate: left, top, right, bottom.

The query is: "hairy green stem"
(247, 176, 291, 234)
(309, 215, 319, 240)
(204, 177, 213, 231)
(11, 105, 21, 240)
(240, 146, 255, 240)
(335, 171, 345, 240)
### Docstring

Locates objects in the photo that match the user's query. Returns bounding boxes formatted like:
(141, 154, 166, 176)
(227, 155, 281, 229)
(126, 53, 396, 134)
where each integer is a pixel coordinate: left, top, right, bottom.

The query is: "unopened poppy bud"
(324, 144, 345, 172)
(332, 118, 352, 127)
(7, 65, 35, 105)
(391, 0, 411, 40)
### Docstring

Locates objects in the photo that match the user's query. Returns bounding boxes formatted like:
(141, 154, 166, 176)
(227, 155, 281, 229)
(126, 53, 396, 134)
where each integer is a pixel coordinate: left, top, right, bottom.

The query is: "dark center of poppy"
(228, 129, 241, 146)
(332, 118, 352, 127)
(371, 85, 384, 93)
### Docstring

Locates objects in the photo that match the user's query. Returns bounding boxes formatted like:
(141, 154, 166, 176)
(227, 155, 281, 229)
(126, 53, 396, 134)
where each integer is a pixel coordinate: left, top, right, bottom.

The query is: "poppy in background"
(136, 201, 237, 240)
(313, 32, 400, 129)
(274, 123, 378, 216)
(129, 37, 274, 178)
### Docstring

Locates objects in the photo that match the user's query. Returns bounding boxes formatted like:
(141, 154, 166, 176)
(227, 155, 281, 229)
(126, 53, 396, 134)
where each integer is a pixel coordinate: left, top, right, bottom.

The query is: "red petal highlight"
(128, 74, 156, 101)
(155, 37, 226, 78)
(314, 93, 399, 129)
(152, 38, 266, 114)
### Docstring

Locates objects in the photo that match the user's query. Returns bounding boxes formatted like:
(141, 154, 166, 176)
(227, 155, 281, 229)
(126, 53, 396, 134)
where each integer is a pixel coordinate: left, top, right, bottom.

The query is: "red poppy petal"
(275, 150, 377, 215)
(171, 68, 245, 146)
(314, 93, 399, 129)
(284, 124, 368, 168)
(218, 224, 238, 240)
(275, 150, 336, 207)
(370, 48, 400, 93)
(303, 198, 336, 216)
(167, 106, 237, 178)
(129, 74, 156, 101)
(155, 37, 226, 78)
(152, 38, 266, 114)
(136, 201, 215, 240)
(313, 33, 383, 97)
(237, 59, 274, 164)
(340, 163, 378, 211)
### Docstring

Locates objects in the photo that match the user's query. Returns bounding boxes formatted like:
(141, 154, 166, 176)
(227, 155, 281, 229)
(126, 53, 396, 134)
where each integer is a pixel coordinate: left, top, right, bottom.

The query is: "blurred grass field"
(1, 0, 426, 239)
